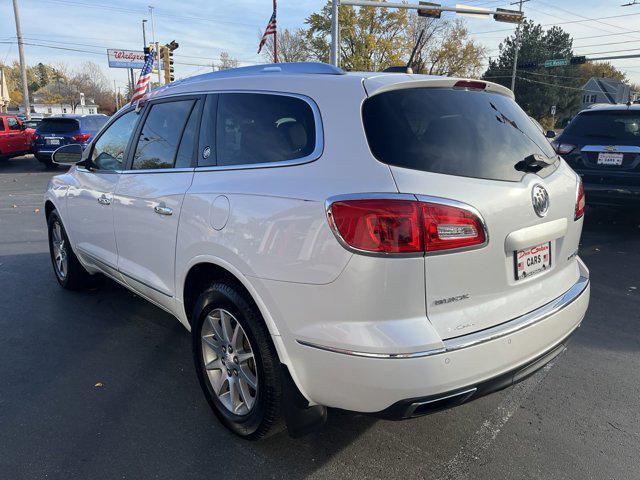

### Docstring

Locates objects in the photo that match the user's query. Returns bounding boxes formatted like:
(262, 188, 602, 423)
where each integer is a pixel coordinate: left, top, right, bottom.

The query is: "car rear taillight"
(575, 177, 585, 221)
(73, 133, 90, 142)
(32, 133, 40, 142)
(327, 197, 486, 255)
(421, 202, 486, 252)
(550, 140, 576, 155)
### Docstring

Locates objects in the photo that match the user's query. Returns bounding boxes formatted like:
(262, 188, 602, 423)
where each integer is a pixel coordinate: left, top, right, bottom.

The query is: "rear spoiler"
(363, 76, 515, 100)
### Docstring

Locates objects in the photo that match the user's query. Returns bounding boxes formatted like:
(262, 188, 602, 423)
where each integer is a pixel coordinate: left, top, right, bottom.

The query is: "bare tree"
(218, 51, 239, 70)
(261, 28, 310, 63)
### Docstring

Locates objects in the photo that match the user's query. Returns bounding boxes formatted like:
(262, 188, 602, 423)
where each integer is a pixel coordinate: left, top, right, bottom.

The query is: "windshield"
(564, 111, 640, 141)
(37, 118, 80, 134)
(362, 88, 557, 182)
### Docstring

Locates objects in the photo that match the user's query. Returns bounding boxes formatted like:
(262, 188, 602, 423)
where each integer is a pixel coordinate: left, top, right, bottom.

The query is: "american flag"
(258, 0, 277, 58)
(130, 49, 154, 105)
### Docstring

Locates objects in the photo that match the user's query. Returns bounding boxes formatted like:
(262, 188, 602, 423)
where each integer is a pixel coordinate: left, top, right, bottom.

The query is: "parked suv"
(0, 114, 32, 161)
(33, 114, 108, 168)
(44, 63, 590, 440)
(552, 104, 640, 207)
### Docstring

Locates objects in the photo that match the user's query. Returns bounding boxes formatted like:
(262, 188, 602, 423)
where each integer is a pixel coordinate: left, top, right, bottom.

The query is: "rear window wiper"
(514, 153, 555, 173)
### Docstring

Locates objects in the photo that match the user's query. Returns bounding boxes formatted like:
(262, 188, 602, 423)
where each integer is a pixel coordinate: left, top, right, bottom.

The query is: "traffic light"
(418, 2, 441, 18)
(570, 56, 587, 65)
(494, 8, 523, 24)
(163, 40, 178, 84)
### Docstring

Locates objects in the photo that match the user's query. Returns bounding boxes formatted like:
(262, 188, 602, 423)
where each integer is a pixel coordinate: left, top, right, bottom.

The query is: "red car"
(0, 114, 34, 161)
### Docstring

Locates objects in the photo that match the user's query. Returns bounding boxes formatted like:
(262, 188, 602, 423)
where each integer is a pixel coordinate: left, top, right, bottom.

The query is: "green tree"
(483, 21, 580, 126)
(305, 1, 410, 71)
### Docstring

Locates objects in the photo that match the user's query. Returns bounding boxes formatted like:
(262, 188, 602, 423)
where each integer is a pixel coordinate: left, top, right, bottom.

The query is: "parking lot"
(0, 155, 638, 480)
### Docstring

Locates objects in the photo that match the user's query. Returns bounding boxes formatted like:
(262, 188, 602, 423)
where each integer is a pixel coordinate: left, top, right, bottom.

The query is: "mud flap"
(281, 365, 327, 438)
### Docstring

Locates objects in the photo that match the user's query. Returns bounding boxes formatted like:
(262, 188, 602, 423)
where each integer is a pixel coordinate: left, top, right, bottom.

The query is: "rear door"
(37, 118, 80, 154)
(113, 96, 201, 307)
(362, 83, 583, 339)
(0, 117, 13, 154)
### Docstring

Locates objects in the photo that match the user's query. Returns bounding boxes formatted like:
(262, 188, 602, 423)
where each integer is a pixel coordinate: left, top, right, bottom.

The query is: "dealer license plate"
(597, 152, 623, 166)
(46, 138, 60, 146)
(515, 243, 551, 280)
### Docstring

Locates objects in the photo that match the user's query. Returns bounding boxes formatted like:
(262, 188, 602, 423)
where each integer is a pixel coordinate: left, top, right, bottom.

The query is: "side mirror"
(52, 144, 84, 165)
(545, 130, 556, 139)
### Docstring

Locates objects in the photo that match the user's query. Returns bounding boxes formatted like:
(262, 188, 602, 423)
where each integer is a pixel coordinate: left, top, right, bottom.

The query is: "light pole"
(142, 19, 148, 48)
(329, 1, 523, 68)
(149, 5, 162, 84)
(510, 0, 530, 93)
(11, 0, 31, 119)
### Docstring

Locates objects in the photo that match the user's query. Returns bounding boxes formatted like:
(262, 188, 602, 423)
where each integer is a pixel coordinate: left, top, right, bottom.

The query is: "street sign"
(107, 49, 147, 69)
(551, 105, 556, 116)
(544, 58, 569, 68)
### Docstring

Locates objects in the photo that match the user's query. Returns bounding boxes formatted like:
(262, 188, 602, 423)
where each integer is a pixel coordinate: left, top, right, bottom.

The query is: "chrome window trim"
(193, 90, 324, 171)
(297, 261, 589, 359)
(323, 192, 489, 258)
(121, 167, 195, 174)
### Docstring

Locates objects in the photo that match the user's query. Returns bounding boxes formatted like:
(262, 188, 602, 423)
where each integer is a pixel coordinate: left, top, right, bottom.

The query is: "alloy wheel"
(201, 308, 258, 416)
(51, 221, 68, 280)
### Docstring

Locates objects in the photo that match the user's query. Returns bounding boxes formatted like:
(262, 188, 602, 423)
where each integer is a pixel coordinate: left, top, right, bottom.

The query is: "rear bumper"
(289, 259, 590, 413)
(583, 183, 640, 207)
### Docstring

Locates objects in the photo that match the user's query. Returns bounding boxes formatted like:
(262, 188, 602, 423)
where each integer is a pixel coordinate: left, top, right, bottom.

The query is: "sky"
(3, 0, 640, 95)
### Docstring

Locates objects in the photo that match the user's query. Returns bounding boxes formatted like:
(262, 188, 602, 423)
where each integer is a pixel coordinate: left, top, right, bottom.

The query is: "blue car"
(33, 114, 108, 168)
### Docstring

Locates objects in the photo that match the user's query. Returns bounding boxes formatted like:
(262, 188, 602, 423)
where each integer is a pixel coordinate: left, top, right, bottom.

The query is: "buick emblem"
(605, 145, 616, 152)
(532, 184, 550, 217)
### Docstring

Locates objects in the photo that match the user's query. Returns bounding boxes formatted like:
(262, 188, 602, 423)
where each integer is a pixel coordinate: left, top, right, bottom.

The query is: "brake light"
(73, 133, 90, 142)
(453, 80, 486, 91)
(327, 198, 486, 255)
(575, 177, 585, 221)
(328, 199, 423, 253)
(550, 141, 576, 155)
(32, 133, 40, 142)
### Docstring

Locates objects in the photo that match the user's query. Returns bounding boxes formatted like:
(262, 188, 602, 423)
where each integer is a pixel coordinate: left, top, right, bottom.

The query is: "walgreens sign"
(107, 49, 147, 69)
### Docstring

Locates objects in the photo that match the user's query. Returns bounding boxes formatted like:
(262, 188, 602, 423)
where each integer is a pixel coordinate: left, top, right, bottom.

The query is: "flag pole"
(273, 0, 278, 63)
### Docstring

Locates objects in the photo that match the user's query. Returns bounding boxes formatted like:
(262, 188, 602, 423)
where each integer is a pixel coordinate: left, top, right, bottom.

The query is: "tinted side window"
(132, 100, 194, 170)
(7, 117, 20, 130)
(91, 110, 138, 171)
(175, 100, 200, 168)
(216, 93, 316, 167)
(0, 119, 5, 132)
(197, 95, 217, 167)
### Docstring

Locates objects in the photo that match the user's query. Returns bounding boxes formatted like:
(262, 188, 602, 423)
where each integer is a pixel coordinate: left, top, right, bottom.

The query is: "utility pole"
(510, 0, 530, 93)
(330, 0, 339, 67)
(11, 0, 31, 120)
(149, 5, 162, 84)
(114, 80, 119, 110)
(142, 19, 148, 48)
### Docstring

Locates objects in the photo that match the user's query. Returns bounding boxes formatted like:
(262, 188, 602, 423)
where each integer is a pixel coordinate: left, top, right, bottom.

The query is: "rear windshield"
(81, 116, 108, 132)
(362, 88, 557, 182)
(37, 118, 80, 133)
(563, 111, 640, 141)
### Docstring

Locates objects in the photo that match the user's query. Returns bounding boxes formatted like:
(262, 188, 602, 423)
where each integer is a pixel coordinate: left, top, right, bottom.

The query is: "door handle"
(154, 205, 173, 216)
(98, 195, 111, 206)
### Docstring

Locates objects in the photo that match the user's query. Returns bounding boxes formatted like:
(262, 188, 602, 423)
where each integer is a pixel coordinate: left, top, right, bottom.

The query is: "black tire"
(192, 282, 284, 440)
(47, 209, 99, 290)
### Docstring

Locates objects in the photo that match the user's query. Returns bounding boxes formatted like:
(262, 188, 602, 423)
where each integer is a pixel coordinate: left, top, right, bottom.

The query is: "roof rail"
(174, 62, 345, 87)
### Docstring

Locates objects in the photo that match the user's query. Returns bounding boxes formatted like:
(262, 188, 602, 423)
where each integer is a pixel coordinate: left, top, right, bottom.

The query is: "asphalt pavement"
(1, 155, 638, 480)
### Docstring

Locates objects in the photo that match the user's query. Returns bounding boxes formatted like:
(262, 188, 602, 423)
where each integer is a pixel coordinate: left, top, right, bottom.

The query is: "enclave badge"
(531, 184, 550, 218)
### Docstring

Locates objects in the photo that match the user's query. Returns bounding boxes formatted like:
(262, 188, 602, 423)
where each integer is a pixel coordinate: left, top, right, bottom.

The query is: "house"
(24, 87, 99, 116)
(581, 77, 637, 108)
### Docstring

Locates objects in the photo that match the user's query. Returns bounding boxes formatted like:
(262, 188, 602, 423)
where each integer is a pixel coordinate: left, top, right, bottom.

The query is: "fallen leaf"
(34, 208, 40, 214)
(11, 204, 17, 208)
(94, 382, 104, 388)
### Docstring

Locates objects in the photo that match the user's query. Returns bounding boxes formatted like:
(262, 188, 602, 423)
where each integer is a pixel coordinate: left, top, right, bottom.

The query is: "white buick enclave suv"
(44, 62, 590, 439)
